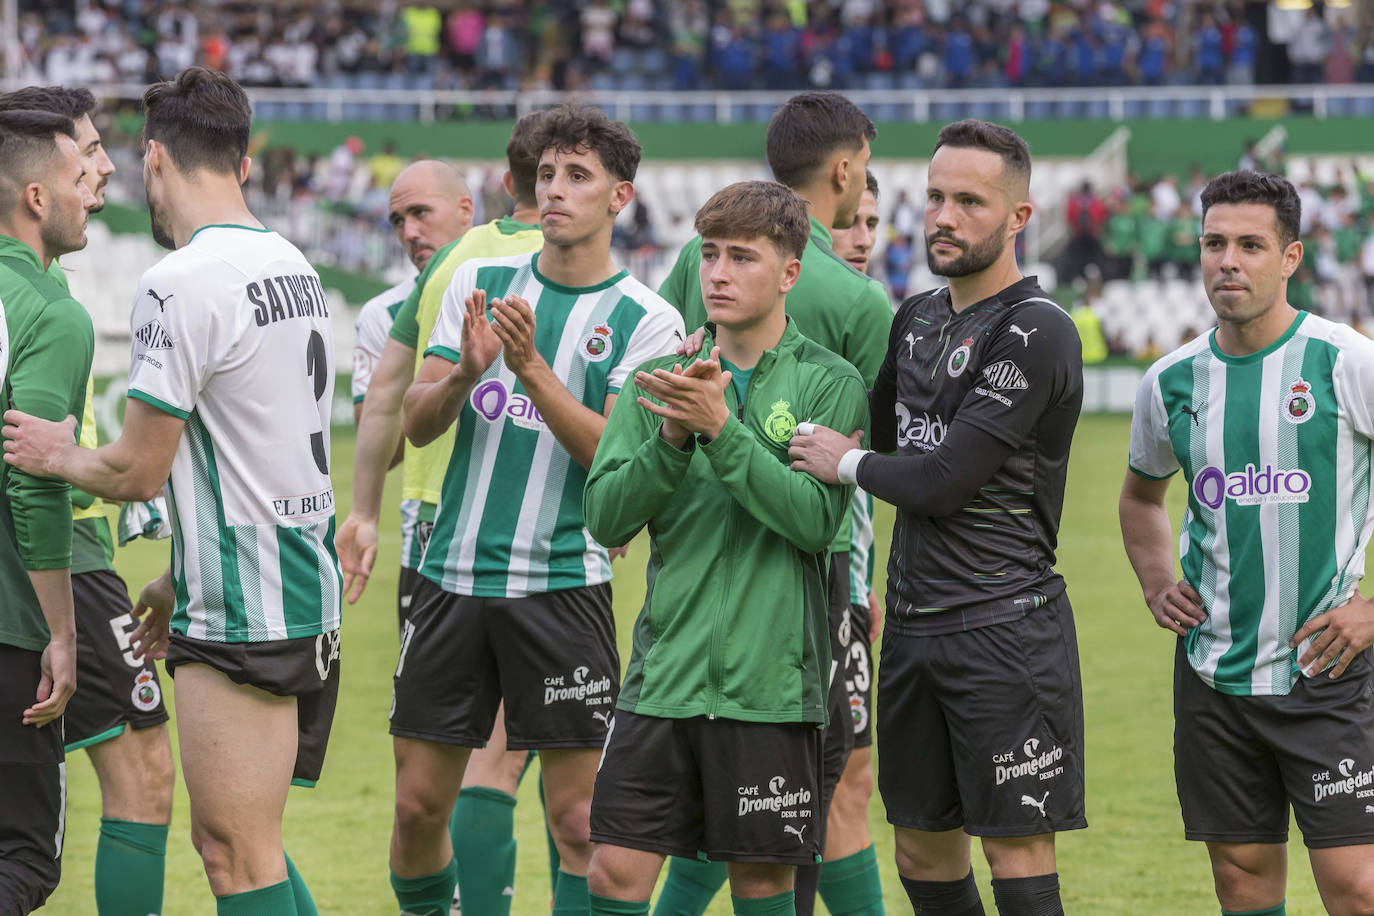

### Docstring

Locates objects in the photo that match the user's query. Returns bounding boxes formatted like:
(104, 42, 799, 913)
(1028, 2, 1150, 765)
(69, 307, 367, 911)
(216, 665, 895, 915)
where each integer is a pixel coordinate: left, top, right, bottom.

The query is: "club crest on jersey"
(580, 324, 613, 363)
(850, 694, 868, 732)
(1284, 378, 1316, 425)
(134, 318, 173, 350)
(764, 400, 797, 444)
(947, 338, 973, 377)
(131, 670, 161, 712)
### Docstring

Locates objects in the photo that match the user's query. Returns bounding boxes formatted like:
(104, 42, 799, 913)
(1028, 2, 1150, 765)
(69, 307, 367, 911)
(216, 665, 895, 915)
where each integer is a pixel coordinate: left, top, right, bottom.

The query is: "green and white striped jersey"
(848, 489, 874, 605)
(127, 225, 342, 643)
(1129, 311, 1374, 695)
(423, 252, 685, 596)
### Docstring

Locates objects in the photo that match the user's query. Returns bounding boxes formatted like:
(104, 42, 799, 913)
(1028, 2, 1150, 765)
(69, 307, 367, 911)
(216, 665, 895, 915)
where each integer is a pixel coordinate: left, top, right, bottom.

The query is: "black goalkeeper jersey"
(858, 276, 1083, 635)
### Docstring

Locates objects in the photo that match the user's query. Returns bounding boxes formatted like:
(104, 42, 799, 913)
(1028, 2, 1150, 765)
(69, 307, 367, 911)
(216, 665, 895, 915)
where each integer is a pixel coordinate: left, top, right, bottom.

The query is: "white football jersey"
(127, 224, 341, 643)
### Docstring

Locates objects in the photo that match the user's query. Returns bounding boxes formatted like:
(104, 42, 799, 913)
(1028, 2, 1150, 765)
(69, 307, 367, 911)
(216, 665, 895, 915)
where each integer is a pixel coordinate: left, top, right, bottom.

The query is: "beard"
(146, 187, 175, 250)
(41, 192, 88, 258)
(925, 228, 1006, 278)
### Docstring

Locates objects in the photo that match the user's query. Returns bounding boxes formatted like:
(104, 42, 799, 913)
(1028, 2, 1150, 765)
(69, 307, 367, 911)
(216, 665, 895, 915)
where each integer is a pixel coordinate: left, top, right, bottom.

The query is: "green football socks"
(552, 870, 590, 915)
(94, 818, 167, 916)
(590, 893, 652, 916)
(652, 857, 727, 916)
(216, 880, 297, 915)
(731, 891, 796, 916)
(1222, 905, 1286, 916)
(817, 845, 884, 916)
(451, 786, 518, 915)
(390, 859, 458, 916)
(284, 852, 318, 916)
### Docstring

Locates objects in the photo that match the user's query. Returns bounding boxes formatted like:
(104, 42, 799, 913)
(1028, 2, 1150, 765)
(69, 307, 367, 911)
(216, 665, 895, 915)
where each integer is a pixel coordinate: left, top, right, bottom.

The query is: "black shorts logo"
(315, 630, 341, 681)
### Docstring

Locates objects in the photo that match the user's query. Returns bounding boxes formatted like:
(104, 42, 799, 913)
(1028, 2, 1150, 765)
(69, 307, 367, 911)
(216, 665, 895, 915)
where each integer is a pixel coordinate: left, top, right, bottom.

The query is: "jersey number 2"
(306, 330, 330, 475)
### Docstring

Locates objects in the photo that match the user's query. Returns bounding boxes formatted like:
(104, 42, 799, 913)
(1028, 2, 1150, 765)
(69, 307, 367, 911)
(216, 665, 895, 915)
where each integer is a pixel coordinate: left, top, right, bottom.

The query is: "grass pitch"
(45, 413, 1333, 913)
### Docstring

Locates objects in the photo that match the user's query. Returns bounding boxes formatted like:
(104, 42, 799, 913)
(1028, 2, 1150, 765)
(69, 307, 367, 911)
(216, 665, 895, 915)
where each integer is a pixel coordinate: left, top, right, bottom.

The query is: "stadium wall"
(160, 115, 1374, 177)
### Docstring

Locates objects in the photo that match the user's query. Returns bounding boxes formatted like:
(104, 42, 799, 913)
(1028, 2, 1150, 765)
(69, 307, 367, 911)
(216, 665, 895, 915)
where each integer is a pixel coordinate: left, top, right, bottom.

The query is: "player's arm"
(4, 398, 182, 502)
(488, 293, 609, 469)
(348, 338, 416, 523)
(404, 287, 501, 447)
(583, 366, 696, 547)
(4, 298, 92, 726)
(867, 304, 906, 452)
(840, 282, 897, 388)
(1119, 470, 1205, 635)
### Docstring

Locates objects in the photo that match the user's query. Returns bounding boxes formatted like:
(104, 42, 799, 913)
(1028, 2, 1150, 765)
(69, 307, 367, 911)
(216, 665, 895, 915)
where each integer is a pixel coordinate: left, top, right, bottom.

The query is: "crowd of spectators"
(1057, 141, 1374, 358)
(14, 0, 1374, 96)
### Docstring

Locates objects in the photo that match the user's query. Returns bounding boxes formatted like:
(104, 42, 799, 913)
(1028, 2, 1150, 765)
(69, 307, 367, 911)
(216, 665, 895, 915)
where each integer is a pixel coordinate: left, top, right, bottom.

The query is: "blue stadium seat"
(641, 48, 668, 76)
(1027, 100, 1053, 120)
(611, 49, 635, 74)
(864, 71, 895, 90)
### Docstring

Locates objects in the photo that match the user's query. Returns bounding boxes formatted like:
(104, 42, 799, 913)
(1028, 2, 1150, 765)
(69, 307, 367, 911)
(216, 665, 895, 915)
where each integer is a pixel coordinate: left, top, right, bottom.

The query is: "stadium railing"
(5, 81, 1374, 124)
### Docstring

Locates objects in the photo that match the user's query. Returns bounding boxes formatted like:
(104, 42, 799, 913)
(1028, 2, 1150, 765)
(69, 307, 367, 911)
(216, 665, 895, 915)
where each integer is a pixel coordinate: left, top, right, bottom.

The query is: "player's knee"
(138, 728, 176, 818)
(1328, 871, 1374, 916)
(727, 862, 792, 898)
(585, 849, 634, 898)
(1208, 849, 1282, 907)
(546, 794, 593, 851)
(392, 787, 449, 838)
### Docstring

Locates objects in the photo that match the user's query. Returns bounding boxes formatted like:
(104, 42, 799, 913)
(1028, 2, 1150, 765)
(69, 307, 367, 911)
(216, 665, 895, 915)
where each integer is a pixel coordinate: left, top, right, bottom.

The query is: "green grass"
(45, 413, 1332, 914)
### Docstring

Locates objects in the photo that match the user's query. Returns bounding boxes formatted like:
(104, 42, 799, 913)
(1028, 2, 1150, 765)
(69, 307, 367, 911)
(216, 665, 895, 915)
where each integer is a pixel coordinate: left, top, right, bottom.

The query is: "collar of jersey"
(808, 215, 833, 249)
(699, 315, 801, 365)
(1207, 309, 1307, 365)
(941, 275, 1043, 315)
(529, 252, 627, 296)
(495, 216, 539, 236)
(187, 223, 272, 243)
(0, 234, 43, 270)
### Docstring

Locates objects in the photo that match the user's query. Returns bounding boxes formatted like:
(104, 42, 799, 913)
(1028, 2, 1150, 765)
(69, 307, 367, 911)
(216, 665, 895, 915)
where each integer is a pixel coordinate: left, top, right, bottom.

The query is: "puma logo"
(1021, 792, 1049, 817)
(147, 289, 173, 311)
(1181, 404, 1201, 426)
(592, 710, 613, 728)
(904, 332, 923, 359)
(783, 824, 808, 844)
(1009, 324, 1036, 347)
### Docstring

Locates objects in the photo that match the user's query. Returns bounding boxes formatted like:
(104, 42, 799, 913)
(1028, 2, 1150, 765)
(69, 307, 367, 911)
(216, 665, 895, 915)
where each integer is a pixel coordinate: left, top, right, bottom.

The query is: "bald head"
(388, 159, 474, 271)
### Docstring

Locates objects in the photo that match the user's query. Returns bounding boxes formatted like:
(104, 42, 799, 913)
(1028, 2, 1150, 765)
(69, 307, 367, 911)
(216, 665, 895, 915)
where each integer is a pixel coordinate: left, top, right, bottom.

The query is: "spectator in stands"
(1288, 5, 1331, 84)
(1195, 12, 1225, 84)
(1062, 181, 1107, 283)
(889, 188, 918, 241)
(445, 1, 483, 77)
(327, 135, 364, 202)
(762, 10, 804, 90)
(369, 141, 407, 194)
(581, 0, 618, 68)
(1151, 173, 1182, 222)
(1227, 15, 1258, 84)
(883, 234, 913, 301)
(400, 3, 441, 76)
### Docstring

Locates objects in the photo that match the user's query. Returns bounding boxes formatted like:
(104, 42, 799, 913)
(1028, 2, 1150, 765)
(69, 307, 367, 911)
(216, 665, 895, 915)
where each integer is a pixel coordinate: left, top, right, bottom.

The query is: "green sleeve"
(9, 299, 93, 569)
(70, 486, 96, 510)
(657, 238, 707, 330)
(840, 281, 895, 388)
(699, 375, 869, 555)
(390, 238, 454, 348)
(584, 371, 695, 547)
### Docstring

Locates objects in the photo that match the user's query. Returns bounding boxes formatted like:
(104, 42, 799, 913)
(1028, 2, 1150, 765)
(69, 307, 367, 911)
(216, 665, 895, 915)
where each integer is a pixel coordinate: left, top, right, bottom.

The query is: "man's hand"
(130, 571, 175, 662)
(2, 411, 78, 478)
(336, 513, 378, 603)
(676, 326, 706, 357)
(608, 545, 629, 561)
(23, 636, 75, 727)
(489, 294, 547, 378)
(867, 589, 882, 643)
(634, 347, 732, 440)
(1145, 579, 1206, 637)
(1291, 593, 1374, 678)
(457, 289, 503, 382)
(788, 424, 864, 484)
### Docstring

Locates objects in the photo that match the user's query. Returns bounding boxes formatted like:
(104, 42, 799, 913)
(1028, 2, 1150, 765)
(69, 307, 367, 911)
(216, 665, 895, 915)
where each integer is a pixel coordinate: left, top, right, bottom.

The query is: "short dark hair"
(695, 181, 810, 260)
(1200, 170, 1301, 247)
(530, 104, 641, 183)
(0, 86, 96, 121)
(765, 91, 876, 189)
(933, 119, 1032, 195)
(506, 110, 546, 206)
(0, 109, 77, 213)
(141, 67, 251, 176)
(866, 169, 879, 199)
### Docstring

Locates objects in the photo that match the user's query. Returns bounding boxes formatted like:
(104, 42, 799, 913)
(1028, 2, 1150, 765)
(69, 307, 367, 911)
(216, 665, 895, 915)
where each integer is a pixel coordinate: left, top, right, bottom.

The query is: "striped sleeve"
(1128, 361, 1180, 480)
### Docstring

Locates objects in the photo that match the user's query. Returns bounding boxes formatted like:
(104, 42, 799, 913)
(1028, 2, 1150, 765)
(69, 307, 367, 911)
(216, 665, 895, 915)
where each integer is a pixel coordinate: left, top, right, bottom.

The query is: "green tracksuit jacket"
(585, 319, 868, 725)
(0, 236, 93, 652)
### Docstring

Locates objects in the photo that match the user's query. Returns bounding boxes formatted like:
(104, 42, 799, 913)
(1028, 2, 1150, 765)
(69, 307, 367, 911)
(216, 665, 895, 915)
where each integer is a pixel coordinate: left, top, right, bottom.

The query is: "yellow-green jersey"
(389, 216, 544, 506)
(71, 377, 115, 574)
